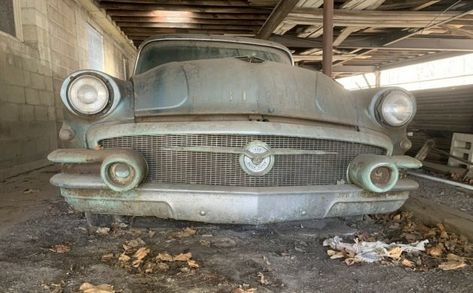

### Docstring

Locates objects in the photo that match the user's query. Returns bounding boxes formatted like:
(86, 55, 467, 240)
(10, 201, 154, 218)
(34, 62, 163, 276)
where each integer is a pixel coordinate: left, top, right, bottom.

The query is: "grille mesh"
(99, 135, 385, 187)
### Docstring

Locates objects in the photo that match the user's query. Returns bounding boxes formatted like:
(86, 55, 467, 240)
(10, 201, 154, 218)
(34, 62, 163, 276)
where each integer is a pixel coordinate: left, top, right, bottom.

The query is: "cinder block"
(0, 102, 19, 121)
(39, 90, 53, 106)
(20, 104, 35, 121)
(30, 72, 45, 89)
(25, 88, 40, 105)
(5, 85, 25, 104)
(47, 106, 56, 120)
(34, 105, 48, 121)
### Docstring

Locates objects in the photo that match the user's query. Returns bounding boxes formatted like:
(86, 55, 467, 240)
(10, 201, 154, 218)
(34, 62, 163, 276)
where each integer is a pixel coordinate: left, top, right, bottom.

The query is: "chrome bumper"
(51, 173, 417, 224)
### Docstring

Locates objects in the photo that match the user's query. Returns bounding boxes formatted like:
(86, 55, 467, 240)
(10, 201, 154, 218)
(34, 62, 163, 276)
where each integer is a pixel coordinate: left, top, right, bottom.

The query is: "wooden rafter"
(256, 0, 299, 39)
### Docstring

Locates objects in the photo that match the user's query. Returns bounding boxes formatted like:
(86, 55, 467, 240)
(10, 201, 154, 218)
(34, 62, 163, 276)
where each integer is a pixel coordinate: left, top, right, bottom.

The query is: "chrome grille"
(99, 135, 385, 187)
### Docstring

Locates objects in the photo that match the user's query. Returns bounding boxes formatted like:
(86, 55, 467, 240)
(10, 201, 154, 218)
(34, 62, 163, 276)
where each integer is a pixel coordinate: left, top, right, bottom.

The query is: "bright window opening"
(337, 53, 473, 91)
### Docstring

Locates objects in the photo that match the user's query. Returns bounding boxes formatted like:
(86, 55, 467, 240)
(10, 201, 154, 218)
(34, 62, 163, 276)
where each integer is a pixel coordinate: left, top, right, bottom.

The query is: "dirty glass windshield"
(135, 40, 291, 74)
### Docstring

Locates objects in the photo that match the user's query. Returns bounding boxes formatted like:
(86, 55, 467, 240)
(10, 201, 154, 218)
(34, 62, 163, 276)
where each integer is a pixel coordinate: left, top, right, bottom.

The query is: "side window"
(87, 24, 104, 71)
(0, 0, 17, 37)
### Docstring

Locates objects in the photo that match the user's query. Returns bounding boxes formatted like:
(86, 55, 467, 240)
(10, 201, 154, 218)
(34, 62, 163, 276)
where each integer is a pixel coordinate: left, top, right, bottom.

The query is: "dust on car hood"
(133, 57, 359, 126)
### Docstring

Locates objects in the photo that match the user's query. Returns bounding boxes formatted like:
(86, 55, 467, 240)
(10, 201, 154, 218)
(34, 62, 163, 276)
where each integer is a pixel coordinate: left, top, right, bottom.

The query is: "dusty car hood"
(133, 58, 359, 126)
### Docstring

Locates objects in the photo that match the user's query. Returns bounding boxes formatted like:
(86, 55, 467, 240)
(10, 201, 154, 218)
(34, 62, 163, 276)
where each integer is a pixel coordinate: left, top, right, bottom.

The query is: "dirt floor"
(1, 166, 473, 292)
(413, 177, 473, 216)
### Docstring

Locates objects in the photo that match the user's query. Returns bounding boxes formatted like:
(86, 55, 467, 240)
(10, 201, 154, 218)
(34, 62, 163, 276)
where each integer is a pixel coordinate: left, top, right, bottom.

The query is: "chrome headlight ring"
(371, 88, 416, 127)
(60, 70, 121, 117)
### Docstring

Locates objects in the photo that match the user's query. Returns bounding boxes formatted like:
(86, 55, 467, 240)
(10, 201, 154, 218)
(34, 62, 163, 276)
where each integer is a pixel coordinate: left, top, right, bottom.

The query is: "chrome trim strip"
(86, 121, 393, 154)
(51, 173, 419, 193)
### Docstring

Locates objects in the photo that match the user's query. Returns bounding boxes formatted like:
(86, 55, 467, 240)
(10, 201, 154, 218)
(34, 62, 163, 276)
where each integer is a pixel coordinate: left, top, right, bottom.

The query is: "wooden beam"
(329, 0, 385, 47)
(112, 16, 266, 26)
(444, 25, 473, 39)
(293, 54, 368, 61)
(257, 0, 299, 39)
(332, 65, 376, 73)
(271, 35, 473, 52)
(285, 9, 460, 28)
(412, 0, 440, 11)
(97, 0, 268, 6)
(333, 26, 362, 47)
(114, 22, 258, 31)
(106, 10, 270, 20)
(341, 37, 473, 52)
(98, 3, 271, 13)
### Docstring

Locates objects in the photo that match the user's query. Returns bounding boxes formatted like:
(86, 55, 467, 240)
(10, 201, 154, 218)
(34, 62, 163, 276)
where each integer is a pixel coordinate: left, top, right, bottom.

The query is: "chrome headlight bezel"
(60, 70, 122, 117)
(67, 74, 111, 115)
(371, 88, 416, 127)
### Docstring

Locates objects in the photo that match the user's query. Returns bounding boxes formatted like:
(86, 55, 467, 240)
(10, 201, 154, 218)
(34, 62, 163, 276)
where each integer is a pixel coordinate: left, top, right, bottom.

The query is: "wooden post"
(322, 0, 334, 77)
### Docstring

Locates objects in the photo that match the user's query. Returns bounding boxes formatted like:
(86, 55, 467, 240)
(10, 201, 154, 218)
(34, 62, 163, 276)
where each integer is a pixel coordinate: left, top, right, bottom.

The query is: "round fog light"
(370, 166, 392, 188)
(108, 162, 134, 186)
(111, 162, 131, 179)
(100, 152, 147, 192)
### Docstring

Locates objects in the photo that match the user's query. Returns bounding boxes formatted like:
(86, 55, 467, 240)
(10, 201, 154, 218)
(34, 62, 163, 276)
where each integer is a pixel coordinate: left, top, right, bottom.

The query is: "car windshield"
(135, 40, 291, 74)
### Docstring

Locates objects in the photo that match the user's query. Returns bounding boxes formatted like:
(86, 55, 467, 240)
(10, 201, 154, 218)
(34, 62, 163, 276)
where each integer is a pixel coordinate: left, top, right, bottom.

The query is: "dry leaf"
(132, 247, 150, 267)
(156, 252, 174, 262)
(387, 246, 403, 260)
(187, 259, 200, 269)
(118, 253, 130, 262)
(232, 288, 257, 293)
(427, 246, 443, 257)
(447, 253, 465, 262)
(144, 262, 155, 274)
(96, 227, 110, 235)
(257, 272, 270, 285)
(79, 282, 114, 293)
(327, 249, 345, 259)
(157, 262, 170, 271)
(123, 238, 145, 251)
(200, 239, 211, 247)
(49, 244, 71, 254)
(393, 214, 402, 222)
(438, 254, 467, 270)
(101, 253, 114, 262)
(173, 227, 197, 238)
(148, 230, 156, 238)
(344, 258, 358, 266)
(438, 261, 467, 270)
(174, 252, 192, 262)
(401, 259, 414, 268)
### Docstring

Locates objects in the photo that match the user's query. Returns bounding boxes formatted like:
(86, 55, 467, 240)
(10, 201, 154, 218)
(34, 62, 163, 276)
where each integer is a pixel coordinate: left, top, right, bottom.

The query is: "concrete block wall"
(0, 0, 137, 179)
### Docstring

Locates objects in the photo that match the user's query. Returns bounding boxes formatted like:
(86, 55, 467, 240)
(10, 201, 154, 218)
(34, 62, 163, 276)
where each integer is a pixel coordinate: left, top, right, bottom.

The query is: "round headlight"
(379, 90, 415, 127)
(67, 75, 110, 115)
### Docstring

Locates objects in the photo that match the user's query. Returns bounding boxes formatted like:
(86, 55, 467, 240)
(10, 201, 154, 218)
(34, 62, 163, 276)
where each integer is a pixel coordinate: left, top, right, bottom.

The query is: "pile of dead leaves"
(325, 212, 472, 271)
(101, 228, 200, 275)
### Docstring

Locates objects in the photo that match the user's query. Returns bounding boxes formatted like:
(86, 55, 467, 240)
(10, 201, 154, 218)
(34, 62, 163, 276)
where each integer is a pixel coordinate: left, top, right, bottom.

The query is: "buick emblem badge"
(239, 140, 274, 176)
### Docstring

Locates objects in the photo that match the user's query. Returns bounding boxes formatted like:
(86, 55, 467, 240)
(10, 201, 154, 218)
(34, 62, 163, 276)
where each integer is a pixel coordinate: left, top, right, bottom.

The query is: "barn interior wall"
(0, 0, 137, 180)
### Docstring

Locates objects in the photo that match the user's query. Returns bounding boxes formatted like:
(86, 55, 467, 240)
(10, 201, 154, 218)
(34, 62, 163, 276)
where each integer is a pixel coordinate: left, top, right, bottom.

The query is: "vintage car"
(48, 34, 421, 225)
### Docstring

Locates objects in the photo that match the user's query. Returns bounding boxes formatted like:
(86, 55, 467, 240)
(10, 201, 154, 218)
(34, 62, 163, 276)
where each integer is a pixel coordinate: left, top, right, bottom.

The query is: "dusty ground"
(412, 177, 473, 216)
(0, 166, 473, 292)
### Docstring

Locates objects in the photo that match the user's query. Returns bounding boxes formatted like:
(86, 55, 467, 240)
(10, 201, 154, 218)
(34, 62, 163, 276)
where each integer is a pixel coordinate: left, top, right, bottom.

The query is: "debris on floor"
(102, 235, 201, 275)
(323, 236, 428, 264)
(324, 212, 473, 271)
(49, 243, 71, 254)
(79, 282, 115, 293)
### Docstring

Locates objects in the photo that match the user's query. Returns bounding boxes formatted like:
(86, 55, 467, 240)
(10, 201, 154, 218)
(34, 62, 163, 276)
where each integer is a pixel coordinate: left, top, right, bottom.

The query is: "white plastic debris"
(323, 236, 428, 263)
